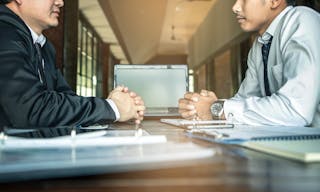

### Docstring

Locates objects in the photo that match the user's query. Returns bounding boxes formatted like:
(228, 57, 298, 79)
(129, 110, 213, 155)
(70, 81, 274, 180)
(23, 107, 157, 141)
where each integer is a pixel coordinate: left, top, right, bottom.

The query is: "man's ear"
(14, 0, 22, 5)
(270, 0, 284, 9)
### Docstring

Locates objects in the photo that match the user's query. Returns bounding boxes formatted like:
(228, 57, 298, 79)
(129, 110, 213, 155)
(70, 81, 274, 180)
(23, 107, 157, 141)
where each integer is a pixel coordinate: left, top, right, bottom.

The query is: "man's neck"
(258, 4, 288, 35)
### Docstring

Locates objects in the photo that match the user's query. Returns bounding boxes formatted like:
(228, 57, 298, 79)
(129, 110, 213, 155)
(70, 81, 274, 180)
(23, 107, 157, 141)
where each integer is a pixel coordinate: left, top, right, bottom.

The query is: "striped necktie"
(261, 37, 273, 96)
(35, 43, 47, 87)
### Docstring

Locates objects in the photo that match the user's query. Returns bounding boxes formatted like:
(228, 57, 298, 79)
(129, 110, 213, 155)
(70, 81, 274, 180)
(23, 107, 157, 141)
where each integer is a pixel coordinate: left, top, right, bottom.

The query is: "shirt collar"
(258, 6, 293, 44)
(27, 25, 47, 47)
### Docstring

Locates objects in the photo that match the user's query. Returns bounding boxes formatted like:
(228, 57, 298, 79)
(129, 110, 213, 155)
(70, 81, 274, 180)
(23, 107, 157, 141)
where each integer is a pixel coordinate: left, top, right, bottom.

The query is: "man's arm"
(0, 31, 118, 127)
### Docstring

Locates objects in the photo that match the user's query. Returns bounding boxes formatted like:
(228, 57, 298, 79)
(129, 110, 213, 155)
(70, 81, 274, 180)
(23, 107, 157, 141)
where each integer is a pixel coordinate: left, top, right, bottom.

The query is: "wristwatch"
(210, 100, 225, 119)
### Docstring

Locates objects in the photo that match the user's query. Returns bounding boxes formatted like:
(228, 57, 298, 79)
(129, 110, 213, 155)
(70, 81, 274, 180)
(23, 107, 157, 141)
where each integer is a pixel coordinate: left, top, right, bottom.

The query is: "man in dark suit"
(0, 0, 145, 129)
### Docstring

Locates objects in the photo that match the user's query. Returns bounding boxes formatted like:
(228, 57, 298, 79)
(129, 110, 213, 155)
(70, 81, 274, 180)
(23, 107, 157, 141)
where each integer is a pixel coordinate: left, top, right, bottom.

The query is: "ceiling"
(79, 0, 216, 64)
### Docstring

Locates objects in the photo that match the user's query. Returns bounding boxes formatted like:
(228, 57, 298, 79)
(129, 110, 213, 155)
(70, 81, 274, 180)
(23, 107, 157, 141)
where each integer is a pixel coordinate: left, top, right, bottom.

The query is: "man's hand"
(109, 86, 145, 124)
(178, 92, 199, 120)
(178, 90, 218, 120)
(196, 90, 218, 120)
(129, 91, 145, 124)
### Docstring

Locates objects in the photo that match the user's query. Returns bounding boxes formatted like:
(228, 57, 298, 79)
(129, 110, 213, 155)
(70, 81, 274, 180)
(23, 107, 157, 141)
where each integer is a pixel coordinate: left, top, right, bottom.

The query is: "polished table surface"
(1, 120, 320, 192)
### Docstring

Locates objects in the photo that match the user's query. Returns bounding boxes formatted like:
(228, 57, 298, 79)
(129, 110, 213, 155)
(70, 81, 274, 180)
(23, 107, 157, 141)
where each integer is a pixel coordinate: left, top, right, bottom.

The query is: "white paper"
(1, 130, 167, 149)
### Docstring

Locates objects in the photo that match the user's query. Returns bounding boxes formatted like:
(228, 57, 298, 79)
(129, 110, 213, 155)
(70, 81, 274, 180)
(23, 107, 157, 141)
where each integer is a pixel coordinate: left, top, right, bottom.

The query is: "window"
(76, 14, 103, 97)
(188, 69, 194, 92)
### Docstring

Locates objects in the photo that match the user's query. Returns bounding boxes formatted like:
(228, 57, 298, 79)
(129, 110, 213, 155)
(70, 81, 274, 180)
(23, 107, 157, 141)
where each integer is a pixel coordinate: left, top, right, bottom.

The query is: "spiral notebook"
(241, 135, 320, 163)
(182, 124, 320, 162)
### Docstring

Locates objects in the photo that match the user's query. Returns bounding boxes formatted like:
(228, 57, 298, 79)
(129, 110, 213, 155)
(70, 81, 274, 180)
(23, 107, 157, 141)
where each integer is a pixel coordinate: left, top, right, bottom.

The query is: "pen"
(186, 124, 234, 129)
(180, 120, 229, 125)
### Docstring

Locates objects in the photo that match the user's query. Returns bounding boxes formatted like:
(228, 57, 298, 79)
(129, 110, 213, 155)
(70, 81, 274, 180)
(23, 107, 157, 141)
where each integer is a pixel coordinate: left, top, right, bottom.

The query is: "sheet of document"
(1, 130, 167, 149)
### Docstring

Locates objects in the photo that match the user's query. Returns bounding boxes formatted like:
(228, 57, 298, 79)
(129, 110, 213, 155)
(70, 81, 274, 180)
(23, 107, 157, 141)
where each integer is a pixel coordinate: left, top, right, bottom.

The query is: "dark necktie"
(35, 43, 47, 87)
(261, 37, 273, 96)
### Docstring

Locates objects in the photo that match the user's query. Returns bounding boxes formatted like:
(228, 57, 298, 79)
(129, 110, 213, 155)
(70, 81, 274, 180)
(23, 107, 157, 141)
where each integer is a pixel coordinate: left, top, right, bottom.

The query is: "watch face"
(210, 102, 223, 117)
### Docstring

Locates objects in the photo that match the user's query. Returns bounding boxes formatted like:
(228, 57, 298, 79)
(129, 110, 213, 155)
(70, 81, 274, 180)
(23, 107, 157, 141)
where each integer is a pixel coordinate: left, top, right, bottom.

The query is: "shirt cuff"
(106, 99, 120, 122)
(224, 99, 245, 124)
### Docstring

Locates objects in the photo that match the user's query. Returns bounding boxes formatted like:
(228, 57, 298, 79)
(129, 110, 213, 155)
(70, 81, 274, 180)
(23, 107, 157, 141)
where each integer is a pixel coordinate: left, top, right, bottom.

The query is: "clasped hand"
(108, 86, 145, 124)
(178, 89, 217, 120)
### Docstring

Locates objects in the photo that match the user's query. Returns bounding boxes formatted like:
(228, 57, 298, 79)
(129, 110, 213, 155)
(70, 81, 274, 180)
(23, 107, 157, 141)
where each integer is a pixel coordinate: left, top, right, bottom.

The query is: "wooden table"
(1, 120, 320, 192)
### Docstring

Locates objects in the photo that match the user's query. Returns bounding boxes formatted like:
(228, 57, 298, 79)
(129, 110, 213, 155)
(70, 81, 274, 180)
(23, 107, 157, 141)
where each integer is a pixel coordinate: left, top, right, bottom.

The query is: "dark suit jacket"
(0, 5, 116, 129)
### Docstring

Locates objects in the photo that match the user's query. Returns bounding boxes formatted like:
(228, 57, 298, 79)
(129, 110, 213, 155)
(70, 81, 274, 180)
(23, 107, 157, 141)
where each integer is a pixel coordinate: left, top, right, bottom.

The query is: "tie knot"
(262, 36, 273, 59)
(262, 36, 273, 48)
(35, 42, 41, 49)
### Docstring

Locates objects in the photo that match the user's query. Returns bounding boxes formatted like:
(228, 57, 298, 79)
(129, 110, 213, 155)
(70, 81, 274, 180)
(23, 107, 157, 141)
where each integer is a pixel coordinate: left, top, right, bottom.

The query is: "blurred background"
(44, 0, 320, 99)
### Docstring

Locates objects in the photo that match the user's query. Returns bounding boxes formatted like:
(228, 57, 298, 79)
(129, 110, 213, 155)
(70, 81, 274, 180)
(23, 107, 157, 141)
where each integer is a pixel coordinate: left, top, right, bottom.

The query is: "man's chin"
(49, 22, 59, 28)
(240, 25, 255, 33)
(49, 18, 60, 27)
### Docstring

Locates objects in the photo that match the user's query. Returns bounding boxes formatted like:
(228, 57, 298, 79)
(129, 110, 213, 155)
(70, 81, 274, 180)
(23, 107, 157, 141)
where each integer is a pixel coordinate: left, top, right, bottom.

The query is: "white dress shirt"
(224, 6, 320, 127)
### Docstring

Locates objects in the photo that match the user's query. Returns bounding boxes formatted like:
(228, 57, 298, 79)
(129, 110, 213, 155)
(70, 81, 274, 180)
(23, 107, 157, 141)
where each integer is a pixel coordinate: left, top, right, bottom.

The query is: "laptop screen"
(114, 64, 188, 116)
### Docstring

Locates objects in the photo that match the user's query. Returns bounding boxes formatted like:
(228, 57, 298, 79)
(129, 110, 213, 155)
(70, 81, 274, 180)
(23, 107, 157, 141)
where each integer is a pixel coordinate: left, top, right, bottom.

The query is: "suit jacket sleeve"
(0, 25, 116, 128)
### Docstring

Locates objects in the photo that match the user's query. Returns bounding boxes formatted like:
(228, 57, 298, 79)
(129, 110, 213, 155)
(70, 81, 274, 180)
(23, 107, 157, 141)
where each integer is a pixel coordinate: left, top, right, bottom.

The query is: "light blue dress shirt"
(224, 6, 320, 127)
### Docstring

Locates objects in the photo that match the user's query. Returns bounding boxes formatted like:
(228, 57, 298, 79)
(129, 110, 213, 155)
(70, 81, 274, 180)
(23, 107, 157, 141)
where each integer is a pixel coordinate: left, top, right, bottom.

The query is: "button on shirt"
(223, 6, 320, 127)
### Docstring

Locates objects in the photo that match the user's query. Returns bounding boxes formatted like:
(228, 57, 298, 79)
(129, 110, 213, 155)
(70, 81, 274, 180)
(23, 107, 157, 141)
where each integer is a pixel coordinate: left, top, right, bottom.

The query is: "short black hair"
(0, 0, 13, 4)
(286, 0, 296, 6)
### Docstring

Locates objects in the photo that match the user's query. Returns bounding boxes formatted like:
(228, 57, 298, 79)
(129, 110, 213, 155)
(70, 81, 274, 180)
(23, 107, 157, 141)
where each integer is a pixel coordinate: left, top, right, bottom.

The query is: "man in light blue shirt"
(179, 0, 320, 127)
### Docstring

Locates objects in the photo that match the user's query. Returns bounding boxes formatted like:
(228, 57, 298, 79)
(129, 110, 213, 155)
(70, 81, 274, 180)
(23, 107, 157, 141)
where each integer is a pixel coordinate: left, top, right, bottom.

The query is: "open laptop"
(114, 64, 188, 116)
